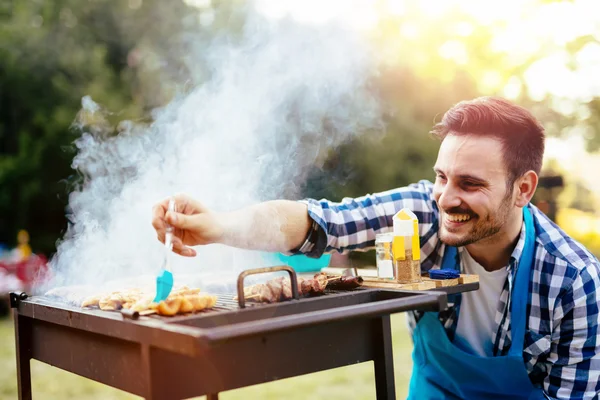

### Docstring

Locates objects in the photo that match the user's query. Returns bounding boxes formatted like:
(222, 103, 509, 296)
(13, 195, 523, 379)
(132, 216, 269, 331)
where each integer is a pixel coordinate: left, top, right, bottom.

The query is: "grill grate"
(214, 293, 240, 310)
(214, 289, 358, 310)
(145, 290, 350, 320)
(140, 289, 367, 321)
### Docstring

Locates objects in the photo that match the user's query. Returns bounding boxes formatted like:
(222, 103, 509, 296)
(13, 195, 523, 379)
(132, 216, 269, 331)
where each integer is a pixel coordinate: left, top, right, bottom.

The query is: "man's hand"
(152, 195, 312, 256)
(151, 194, 223, 257)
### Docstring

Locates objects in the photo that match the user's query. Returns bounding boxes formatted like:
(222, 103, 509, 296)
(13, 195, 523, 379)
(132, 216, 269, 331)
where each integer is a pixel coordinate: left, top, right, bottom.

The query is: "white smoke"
(43, 5, 382, 293)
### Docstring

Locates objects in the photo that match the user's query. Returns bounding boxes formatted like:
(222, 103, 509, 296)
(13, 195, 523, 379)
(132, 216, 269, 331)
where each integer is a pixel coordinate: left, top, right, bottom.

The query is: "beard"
(438, 192, 513, 247)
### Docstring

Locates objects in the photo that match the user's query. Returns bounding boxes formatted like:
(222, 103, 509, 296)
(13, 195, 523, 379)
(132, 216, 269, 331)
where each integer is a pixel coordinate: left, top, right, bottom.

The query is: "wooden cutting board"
(361, 273, 479, 290)
(320, 267, 479, 291)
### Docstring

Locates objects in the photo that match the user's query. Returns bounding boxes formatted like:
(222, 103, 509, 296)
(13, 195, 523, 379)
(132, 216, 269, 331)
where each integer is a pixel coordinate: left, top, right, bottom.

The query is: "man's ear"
(515, 171, 538, 207)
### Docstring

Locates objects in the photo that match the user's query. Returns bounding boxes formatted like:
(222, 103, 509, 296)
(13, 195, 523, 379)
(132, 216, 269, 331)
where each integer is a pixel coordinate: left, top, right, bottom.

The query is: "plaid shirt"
(296, 180, 600, 399)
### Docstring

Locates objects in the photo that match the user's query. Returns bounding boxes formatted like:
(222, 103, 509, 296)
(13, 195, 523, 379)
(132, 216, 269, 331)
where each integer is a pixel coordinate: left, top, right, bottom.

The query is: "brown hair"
(431, 96, 545, 187)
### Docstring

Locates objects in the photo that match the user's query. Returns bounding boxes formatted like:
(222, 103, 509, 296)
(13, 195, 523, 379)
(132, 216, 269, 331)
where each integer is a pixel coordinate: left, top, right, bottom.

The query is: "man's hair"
(431, 96, 545, 187)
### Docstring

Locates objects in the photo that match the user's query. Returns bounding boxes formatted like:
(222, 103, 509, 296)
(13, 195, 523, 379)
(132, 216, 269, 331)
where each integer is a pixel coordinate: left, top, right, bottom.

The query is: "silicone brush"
(153, 198, 175, 303)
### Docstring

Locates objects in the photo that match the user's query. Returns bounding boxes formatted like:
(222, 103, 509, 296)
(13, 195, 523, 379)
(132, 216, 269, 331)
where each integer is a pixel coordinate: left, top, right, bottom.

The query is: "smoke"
(42, 4, 383, 295)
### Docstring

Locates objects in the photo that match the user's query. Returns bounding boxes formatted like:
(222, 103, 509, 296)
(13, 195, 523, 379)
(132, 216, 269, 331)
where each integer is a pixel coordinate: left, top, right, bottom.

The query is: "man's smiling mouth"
(446, 213, 471, 222)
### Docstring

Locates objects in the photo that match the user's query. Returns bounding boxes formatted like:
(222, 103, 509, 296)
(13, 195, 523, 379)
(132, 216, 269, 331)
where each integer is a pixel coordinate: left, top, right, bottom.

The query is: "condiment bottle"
(392, 208, 421, 283)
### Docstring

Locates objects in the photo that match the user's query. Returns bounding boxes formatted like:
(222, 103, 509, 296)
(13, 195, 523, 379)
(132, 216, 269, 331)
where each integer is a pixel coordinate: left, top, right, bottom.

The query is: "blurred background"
(1, 0, 600, 398)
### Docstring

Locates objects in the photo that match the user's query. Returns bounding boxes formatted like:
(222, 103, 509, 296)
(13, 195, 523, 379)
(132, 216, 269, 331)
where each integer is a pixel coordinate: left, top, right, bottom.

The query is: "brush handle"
(164, 198, 176, 272)
(165, 198, 175, 242)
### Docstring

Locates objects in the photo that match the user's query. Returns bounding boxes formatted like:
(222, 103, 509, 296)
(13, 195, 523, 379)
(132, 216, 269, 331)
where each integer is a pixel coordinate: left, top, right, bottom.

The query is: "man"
(152, 97, 600, 399)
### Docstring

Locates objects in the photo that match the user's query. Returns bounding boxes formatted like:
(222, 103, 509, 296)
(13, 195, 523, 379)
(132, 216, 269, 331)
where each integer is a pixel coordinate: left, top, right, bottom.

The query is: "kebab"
(240, 272, 363, 303)
(324, 274, 364, 290)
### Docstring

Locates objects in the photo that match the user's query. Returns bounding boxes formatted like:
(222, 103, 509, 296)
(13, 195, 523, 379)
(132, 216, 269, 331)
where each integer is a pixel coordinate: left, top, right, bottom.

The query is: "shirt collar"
(508, 214, 528, 271)
(455, 212, 528, 271)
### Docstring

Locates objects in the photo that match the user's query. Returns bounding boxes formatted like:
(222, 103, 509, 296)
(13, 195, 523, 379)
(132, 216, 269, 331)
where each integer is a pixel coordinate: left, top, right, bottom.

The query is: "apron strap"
(508, 206, 536, 356)
(440, 244, 461, 312)
(438, 206, 536, 358)
(441, 245, 459, 271)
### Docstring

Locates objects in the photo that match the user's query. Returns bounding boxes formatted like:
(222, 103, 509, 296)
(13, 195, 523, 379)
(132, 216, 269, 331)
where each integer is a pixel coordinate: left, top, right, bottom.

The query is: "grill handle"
(9, 291, 28, 308)
(237, 266, 299, 308)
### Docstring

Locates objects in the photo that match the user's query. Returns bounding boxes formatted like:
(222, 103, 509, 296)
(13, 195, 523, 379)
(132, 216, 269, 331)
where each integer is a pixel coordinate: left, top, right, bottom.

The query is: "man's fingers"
(171, 236, 196, 257)
(152, 194, 210, 249)
(157, 235, 197, 257)
(165, 211, 194, 229)
(152, 203, 167, 232)
(171, 192, 209, 215)
(171, 235, 183, 250)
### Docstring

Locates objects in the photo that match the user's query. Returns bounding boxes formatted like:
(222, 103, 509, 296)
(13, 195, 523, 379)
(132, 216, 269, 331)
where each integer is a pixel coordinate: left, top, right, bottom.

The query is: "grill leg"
(13, 313, 32, 400)
(373, 315, 396, 400)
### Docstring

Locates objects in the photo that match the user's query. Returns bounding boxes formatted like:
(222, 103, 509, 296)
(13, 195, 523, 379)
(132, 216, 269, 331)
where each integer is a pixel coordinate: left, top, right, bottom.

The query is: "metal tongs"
(153, 198, 175, 303)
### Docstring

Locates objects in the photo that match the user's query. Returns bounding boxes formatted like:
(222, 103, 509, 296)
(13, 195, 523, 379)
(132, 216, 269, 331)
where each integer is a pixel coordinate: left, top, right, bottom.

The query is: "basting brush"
(153, 198, 175, 303)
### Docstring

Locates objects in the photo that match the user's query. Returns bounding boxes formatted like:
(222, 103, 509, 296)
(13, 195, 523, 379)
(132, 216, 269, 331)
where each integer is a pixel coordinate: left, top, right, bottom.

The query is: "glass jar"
(375, 232, 394, 278)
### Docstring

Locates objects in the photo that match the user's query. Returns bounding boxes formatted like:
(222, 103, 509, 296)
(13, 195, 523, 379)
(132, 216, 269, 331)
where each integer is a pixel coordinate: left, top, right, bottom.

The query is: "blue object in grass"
(429, 269, 460, 279)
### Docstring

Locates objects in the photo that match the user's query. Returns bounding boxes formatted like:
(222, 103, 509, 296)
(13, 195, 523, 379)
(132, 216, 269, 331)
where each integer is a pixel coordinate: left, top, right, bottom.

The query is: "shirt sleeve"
(543, 265, 600, 399)
(290, 180, 438, 258)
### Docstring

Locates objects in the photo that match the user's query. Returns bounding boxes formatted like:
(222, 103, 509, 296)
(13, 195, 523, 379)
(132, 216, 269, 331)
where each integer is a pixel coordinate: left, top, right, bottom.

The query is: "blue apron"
(408, 206, 545, 400)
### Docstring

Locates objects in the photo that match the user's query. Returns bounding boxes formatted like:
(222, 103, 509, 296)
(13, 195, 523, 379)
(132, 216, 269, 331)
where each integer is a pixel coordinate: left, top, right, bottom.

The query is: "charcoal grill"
(11, 266, 479, 400)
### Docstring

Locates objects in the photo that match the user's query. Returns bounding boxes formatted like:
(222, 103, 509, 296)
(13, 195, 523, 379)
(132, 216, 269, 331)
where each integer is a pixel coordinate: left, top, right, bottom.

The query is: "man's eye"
(463, 181, 481, 187)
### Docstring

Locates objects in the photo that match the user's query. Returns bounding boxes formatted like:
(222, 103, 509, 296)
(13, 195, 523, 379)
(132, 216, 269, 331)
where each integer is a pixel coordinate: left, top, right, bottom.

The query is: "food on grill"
(151, 292, 217, 316)
(179, 297, 195, 313)
(80, 285, 216, 316)
(242, 272, 327, 303)
(325, 275, 364, 290)
(155, 297, 182, 316)
(241, 272, 362, 303)
(81, 294, 102, 308)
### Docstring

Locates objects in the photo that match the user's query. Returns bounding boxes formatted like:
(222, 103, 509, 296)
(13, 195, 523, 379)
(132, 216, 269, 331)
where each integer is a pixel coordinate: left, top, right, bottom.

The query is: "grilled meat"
(266, 278, 283, 300)
(325, 275, 364, 290)
(80, 285, 216, 316)
(241, 272, 355, 303)
(281, 277, 292, 299)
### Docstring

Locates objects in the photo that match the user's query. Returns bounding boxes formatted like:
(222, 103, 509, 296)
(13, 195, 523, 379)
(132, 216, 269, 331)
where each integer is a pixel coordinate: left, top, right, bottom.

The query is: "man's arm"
(299, 181, 438, 257)
(152, 180, 437, 257)
(152, 195, 312, 256)
(219, 200, 312, 253)
(543, 267, 600, 399)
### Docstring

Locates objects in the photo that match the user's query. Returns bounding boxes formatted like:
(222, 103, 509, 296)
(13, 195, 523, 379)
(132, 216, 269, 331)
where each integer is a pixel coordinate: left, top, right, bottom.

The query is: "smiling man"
(152, 97, 600, 399)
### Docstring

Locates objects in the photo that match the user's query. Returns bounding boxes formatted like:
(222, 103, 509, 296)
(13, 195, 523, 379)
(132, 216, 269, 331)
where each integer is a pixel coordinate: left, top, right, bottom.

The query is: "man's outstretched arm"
(151, 195, 311, 257)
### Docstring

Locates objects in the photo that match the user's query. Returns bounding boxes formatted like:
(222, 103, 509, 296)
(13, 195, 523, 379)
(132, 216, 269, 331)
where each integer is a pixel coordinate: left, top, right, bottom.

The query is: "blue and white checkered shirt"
(296, 180, 600, 399)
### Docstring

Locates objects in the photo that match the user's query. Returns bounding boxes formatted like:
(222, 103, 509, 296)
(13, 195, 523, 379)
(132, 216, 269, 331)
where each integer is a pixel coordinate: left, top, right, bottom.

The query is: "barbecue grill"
(11, 266, 479, 400)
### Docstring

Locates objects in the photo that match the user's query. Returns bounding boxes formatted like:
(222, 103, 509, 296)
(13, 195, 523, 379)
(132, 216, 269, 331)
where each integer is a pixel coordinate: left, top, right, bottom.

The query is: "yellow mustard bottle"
(391, 209, 421, 283)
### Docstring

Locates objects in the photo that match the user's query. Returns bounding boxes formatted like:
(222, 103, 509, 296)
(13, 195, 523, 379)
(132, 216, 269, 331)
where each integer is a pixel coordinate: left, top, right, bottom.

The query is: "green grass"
(0, 314, 414, 400)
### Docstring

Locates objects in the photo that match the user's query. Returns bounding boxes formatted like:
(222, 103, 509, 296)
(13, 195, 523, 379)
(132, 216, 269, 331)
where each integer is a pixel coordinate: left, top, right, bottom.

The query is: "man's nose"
(436, 184, 462, 210)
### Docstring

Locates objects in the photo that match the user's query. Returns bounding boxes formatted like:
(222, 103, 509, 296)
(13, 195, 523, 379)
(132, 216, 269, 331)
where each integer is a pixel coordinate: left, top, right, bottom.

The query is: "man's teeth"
(447, 214, 471, 222)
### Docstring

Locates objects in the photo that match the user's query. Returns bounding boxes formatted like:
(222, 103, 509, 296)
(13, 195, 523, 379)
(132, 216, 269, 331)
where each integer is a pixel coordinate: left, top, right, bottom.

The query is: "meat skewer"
(239, 272, 361, 304)
(325, 275, 364, 290)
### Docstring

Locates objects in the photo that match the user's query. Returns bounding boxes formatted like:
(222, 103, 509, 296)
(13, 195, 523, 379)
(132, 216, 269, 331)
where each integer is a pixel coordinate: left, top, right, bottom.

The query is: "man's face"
(432, 134, 515, 247)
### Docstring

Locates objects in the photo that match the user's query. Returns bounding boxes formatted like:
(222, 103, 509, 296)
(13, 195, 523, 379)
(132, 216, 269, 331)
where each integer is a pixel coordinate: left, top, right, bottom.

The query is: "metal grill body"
(11, 283, 478, 400)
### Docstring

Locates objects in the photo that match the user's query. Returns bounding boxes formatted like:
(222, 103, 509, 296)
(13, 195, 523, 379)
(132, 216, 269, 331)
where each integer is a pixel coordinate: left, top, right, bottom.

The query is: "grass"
(0, 313, 414, 400)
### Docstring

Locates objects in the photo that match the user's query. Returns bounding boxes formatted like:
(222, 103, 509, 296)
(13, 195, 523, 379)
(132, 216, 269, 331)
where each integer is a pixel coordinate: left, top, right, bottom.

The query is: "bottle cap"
(393, 208, 417, 236)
